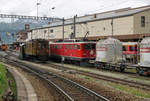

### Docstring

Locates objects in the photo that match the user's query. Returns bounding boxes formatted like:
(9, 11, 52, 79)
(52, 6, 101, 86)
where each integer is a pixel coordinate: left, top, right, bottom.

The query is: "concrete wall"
(113, 16, 134, 35)
(87, 19, 113, 37)
(134, 9, 150, 34)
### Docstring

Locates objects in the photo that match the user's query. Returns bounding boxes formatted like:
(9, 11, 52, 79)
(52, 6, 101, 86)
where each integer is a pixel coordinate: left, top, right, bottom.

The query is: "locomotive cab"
(82, 43, 96, 60)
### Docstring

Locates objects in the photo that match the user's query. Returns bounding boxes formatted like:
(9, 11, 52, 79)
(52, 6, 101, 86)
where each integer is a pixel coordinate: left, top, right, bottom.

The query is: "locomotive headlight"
(90, 50, 94, 55)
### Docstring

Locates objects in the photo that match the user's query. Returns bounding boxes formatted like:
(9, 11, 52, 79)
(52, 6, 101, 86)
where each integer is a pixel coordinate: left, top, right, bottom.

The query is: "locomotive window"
(69, 45, 72, 49)
(59, 45, 61, 48)
(65, 45, 67, 49)
(122, 46, 126, 51)
(52, 45, 55, 48)
(129, 46, 134, 51)
(56, 45, 58, 49)
(83, 44, 90, 50)
(73, 45, 76, 49)
(77, 45, 80, 50)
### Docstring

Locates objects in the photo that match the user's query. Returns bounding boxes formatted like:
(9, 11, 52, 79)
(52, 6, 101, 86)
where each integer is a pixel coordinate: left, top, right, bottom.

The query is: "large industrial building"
(27, 5, 150, 41)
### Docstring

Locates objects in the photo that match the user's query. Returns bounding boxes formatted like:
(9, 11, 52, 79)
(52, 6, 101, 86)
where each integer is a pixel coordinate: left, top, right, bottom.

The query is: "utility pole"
(111, 19, 114, 37)
(62, 18, 65, 68)
(0, 37, 1, 45)
(62, 18, 65, 41)
(73, 15, 77, 39)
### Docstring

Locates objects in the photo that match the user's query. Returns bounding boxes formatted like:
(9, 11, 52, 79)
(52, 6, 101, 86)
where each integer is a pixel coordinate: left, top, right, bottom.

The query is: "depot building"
(27, 5, 150, 42)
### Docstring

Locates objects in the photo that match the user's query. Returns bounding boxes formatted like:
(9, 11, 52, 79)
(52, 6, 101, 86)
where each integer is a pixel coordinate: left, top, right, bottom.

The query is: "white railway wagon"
(95, 37, 126, 71)
(137, 37, 150, 75)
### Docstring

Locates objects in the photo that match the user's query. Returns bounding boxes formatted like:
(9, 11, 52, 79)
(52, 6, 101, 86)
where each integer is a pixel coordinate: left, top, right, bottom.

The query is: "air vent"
(93, 14, 97, 18)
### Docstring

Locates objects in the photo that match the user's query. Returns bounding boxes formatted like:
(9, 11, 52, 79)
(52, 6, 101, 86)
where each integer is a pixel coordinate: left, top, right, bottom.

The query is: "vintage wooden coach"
(19, 39, 49, 60)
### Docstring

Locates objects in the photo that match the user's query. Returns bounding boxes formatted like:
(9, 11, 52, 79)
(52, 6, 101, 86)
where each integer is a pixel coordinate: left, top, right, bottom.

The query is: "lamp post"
(50, 7, 65, 41)
(50, 7, 65, 67)
(36, 0, 40, 20)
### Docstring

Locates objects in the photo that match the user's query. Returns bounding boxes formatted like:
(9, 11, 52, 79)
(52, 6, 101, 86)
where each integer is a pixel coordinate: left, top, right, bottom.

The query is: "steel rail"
(46, 62, 150, 91)
(50, 72, 109, 101)
(19, 60, 109, 101)
(4, 58, 74, 101)
(0, 54, 109, 101)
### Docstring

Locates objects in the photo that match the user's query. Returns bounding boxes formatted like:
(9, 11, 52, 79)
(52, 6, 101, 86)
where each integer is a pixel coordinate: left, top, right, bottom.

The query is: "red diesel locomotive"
(49, 39, 96, 62)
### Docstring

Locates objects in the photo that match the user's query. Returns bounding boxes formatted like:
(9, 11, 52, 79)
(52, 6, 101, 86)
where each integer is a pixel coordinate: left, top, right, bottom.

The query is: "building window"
(44, 30, 47, 33)
(141, 16, 145, 27)
(50, 29, 53, 33)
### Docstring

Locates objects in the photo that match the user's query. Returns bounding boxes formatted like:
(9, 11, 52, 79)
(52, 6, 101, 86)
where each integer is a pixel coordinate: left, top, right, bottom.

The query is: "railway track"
(43, 62, 150, 91)
(3, 51, 150, 90)
(4, 50, 143, 78)
(0, 53, 109, 101)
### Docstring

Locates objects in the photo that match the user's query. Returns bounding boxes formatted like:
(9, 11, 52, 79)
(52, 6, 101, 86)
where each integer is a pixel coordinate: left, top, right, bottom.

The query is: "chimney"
(25, 24, 30, 30)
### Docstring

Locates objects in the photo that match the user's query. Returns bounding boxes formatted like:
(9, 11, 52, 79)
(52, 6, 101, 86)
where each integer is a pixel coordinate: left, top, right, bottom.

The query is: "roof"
(31, 5, 150, 30)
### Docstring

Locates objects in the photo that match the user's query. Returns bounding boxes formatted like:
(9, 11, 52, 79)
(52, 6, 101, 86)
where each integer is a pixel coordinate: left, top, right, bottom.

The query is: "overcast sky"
(0, 0, 150, 18)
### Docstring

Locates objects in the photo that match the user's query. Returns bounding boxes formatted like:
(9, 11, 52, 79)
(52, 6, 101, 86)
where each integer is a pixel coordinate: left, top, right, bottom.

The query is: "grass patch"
(109, 83, 150, 98)
(84, 76, 91, 80)
(7, 73, 17, 100)
(0, 64, 7, 97)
